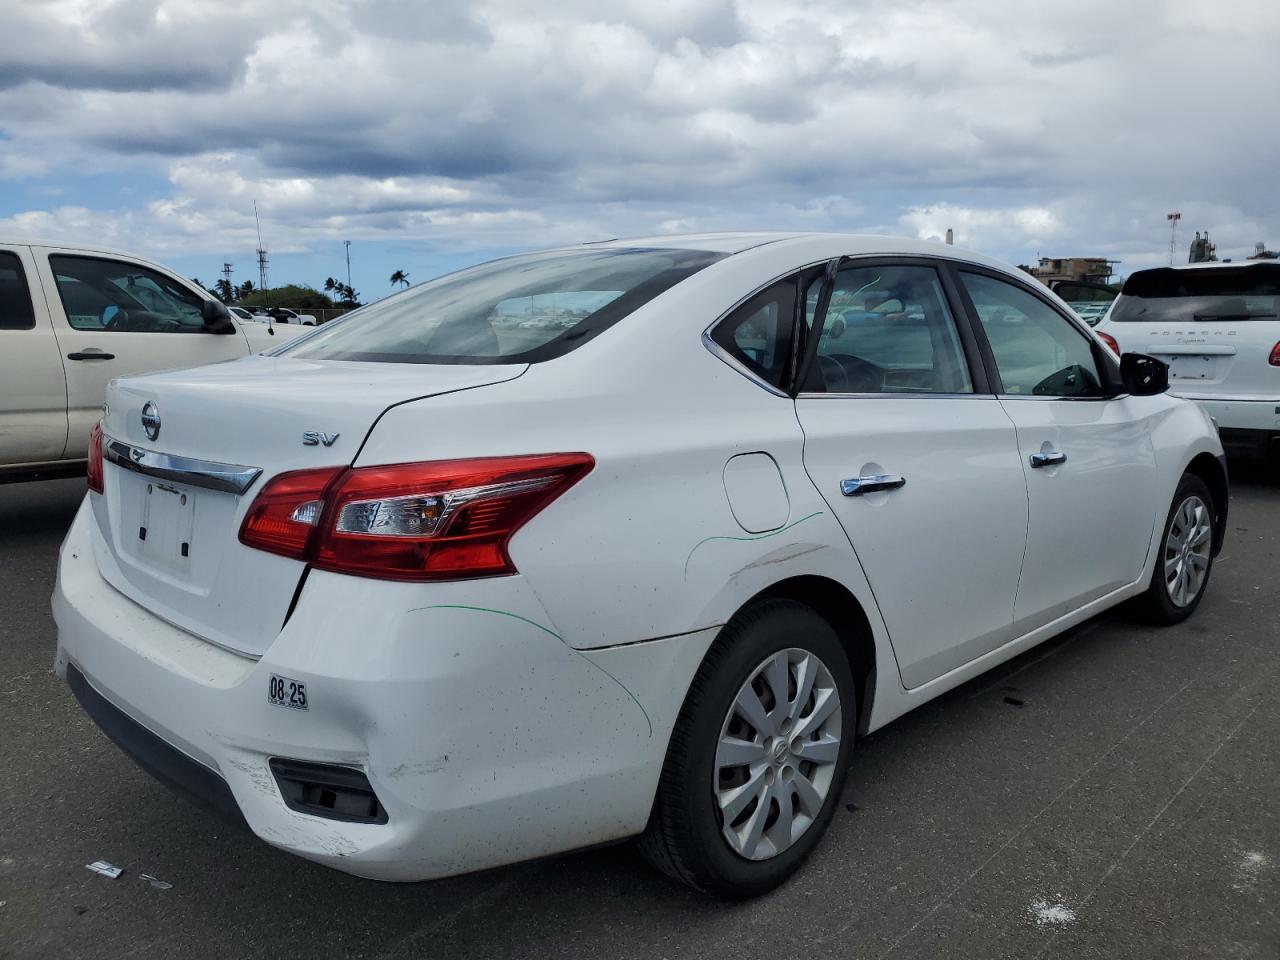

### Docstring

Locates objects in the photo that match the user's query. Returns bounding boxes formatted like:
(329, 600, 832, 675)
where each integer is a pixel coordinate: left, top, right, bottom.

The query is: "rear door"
(0, 245, 68, 466)
(794, 259, 1029, 688)
(33, 248, 250, 458)
(955, 268, 1160, 633)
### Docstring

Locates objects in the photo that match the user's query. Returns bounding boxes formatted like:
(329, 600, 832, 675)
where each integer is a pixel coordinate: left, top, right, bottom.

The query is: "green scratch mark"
(417, 604, 653, 737)
(683, 511, 825, 580)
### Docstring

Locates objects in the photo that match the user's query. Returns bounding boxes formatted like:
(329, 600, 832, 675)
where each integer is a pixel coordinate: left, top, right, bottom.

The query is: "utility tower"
(1167, 211, 1181, 265)
(345, 240, 352, 290)
(221, 261, 233, 295)
(254, 201, 269, 303)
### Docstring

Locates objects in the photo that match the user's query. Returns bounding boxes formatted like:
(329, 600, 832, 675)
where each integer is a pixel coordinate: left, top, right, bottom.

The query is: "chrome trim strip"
(104, 436, 262, 495)
(701, 331, 790, 397)
(796, 391, 986, 400)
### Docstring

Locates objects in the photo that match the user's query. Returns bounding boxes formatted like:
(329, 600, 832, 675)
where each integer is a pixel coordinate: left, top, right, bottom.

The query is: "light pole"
(344, 240, 352, 291)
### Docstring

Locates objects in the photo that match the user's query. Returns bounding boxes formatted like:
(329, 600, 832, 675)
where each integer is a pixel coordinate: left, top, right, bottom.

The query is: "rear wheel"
(1133, 473, 1216, 625)
(640, 599, 855, 898)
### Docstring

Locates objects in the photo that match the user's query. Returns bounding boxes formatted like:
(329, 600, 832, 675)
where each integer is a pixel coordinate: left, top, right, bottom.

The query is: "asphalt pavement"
(1, 469, 1277, 959)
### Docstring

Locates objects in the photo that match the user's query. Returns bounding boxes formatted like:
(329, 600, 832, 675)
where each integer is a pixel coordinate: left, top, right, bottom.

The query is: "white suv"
(53, 233, 1227, 898)
(1095, 260, 1280, 461)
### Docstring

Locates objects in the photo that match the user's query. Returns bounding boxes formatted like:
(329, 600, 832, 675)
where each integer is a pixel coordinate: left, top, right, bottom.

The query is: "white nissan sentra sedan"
(53, 233, 1228, 898)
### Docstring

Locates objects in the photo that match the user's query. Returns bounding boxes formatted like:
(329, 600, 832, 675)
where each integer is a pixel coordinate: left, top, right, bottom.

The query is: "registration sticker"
(268, 674, 308, 710)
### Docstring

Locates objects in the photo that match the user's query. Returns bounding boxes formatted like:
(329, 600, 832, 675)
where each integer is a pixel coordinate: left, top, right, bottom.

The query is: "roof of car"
(585, 231, 1014, 268)
(0, 237, 144, 258)
(1138, 259, 1280, 272)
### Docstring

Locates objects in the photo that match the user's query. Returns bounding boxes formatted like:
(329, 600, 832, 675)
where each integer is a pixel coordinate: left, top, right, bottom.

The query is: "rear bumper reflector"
(66, 663, 247, 827)
(269, 758, 388, 824)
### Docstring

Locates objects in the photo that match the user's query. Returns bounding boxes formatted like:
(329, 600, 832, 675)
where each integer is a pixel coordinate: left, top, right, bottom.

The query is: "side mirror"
(202, 298, 235, 334)
(1120, 353, 1169, 396)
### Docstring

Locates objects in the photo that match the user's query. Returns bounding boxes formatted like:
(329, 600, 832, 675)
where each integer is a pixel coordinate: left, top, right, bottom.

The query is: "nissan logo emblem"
(141, 402, 161, 442)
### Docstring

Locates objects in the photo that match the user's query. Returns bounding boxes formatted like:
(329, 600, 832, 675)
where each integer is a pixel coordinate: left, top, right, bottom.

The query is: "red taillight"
(87, 421, 104, 494)
(1270, 341, 1280, 366)
(239, 467, 344, 559)
(239, 454, 594, 581)
(1097, 331, 1120, 355)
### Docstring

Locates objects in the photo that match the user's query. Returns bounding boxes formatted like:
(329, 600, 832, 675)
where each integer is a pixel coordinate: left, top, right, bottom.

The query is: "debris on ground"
(140, 874, 173, 891)
(85, 860, 123, 879)
(1029, 898, 1076, 928)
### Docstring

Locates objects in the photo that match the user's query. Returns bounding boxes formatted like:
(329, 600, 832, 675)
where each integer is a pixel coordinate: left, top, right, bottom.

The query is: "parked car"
(1094, 260, 1280, 460)
(1052, 280, 1119, 327)
(267, 306, 317, 326)
(228, 306, 258, 322)
(0, 240, 308, 482)
(53, 234, 1227, 898)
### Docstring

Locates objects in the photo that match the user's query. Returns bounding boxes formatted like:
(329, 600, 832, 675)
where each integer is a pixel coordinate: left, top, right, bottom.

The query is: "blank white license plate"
(1167, 355, 1216, 380)
(137, 480, 196, 565)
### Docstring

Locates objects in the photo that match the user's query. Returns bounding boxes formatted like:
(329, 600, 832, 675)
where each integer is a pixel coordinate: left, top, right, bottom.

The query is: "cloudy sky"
(1, 0, 1277, 297)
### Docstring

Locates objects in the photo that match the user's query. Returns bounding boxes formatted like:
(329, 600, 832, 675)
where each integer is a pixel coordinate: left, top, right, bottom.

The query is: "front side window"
(806, 264, 972, 394)
(962, 272, 1103, 398)
(50, 256, 206, 333)
(283, 247, 725, 365)
(0, 251, 35, 330)
(1111, 264, 1280, 323)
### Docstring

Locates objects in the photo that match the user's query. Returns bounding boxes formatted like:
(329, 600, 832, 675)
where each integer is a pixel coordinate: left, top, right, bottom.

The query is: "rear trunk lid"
(94, 354, 526, 657)
(1100, 264, 1280, 398)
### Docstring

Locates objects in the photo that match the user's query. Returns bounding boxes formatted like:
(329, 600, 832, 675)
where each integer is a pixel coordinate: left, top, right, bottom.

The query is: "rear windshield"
(281, 247, 725, 364)
(1111, 264, 1280, 323)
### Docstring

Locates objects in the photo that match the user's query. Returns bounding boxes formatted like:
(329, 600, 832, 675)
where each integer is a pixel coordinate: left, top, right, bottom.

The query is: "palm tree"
(390, 269, 409, 289)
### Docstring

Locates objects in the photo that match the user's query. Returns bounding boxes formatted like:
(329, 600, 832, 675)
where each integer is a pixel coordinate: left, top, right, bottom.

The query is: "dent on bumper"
(52, 499, 716, 881)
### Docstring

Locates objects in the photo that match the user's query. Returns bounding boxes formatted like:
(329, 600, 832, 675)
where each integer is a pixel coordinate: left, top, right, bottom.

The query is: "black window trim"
(794, 255, 994, 399)
(945, 261, 1125, 401)
(0, 247, 37, 332)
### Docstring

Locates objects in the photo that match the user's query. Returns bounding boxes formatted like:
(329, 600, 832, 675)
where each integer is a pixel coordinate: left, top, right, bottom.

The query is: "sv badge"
(302, 431, 340, 447)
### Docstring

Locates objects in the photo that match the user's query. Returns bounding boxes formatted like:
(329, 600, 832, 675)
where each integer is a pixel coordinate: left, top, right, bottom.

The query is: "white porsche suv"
(1094, 260, 1280, 462)
(53, 234, 1228, 898)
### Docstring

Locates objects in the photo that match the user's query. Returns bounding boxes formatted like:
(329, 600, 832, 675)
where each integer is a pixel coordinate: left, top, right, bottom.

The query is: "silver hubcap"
(1164, 494, 1212, 607)
(714, 648, 842, 861)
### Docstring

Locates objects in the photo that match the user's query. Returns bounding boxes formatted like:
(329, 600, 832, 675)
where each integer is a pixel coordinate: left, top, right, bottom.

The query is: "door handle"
(1029, 450, 1067, 468)
(67, 351, 115, 361)
(841, 474, 906, 496)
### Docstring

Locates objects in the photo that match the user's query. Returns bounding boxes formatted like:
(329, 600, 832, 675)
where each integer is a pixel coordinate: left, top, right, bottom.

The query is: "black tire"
(639, 598, 856, 899)
(1133, 473, 1217, 625)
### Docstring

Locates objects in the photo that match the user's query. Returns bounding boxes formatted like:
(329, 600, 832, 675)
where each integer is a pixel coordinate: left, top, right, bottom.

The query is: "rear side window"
(283, 247, 725, 365)
(1112, 265, 1280, 323)
(709, 278, 797, 390)
(0, 251, 35, 330)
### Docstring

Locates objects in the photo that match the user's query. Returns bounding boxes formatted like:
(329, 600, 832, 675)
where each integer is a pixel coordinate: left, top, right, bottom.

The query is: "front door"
(795, 261, 1029, 689)
(956, 269, 1160, 633)
(34, 249, 249, 457)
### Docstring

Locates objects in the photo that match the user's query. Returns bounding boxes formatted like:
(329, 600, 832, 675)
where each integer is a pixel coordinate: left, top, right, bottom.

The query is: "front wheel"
(639, 599, 855, 898)
(1134, 473, 1217, 625)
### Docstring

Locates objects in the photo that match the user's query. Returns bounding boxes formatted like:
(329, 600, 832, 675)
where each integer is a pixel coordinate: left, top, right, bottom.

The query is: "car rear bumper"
(53, 498, 713, 881)
(1172, 394, 1280, 439)
(1216, 427, 1280, 460)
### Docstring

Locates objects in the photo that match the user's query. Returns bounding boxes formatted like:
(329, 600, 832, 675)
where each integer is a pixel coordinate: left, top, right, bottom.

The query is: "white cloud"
(0, 0, 1277, 273)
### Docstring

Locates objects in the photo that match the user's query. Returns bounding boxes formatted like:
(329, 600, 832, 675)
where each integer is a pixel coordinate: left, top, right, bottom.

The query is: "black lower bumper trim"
(1218, 427, 1280, 460)
(67, 662, 246, 827)
(270, 758, 388, 824)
